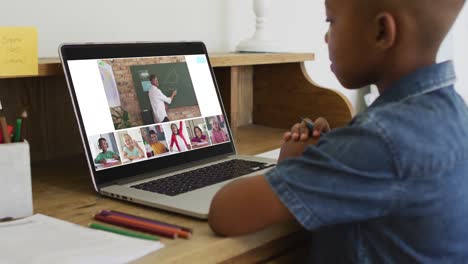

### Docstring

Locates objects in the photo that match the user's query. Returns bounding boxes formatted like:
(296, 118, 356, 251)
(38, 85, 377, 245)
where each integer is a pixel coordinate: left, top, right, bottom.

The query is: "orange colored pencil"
(99, 213, 192, 239)
(107, 210, 193, 233)
(106, 214, 191, 239)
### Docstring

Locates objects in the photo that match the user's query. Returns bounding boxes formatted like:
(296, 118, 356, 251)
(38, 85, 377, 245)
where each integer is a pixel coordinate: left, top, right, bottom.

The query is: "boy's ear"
(374, 12, 397, 50)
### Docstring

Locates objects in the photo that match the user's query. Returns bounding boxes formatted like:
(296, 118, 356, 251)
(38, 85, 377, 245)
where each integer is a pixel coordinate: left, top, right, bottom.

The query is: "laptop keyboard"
(130, 159, 275, 196)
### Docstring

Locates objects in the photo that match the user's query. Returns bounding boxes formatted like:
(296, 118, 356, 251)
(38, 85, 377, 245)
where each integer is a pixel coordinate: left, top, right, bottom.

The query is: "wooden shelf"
(0, 53, 314, 79)
(209, 53, 314, 67)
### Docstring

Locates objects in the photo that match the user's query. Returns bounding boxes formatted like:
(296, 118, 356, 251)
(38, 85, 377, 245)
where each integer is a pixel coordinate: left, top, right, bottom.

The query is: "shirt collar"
(370, 61, 456, 108)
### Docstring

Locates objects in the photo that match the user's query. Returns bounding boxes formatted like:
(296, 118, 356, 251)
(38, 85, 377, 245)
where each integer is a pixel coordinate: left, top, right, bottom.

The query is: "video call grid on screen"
(67, 54, 231, 171)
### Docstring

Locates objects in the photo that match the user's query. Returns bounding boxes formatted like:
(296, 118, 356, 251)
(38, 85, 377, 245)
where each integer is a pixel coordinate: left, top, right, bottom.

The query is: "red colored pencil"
(96, 213, 192, 239)
(103, 213, 191, 239)
(94, 214, 177, 239)
(104, 210, 193, 233)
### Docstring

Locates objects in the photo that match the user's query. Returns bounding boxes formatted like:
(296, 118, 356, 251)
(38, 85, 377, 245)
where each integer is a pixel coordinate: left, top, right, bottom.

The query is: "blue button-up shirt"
(265, 61, 468, 263)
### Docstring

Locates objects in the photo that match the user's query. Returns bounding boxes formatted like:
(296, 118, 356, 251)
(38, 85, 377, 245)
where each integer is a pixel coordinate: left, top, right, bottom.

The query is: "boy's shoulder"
(349, 85, 468, 175)
(355, 61, 467, 141)
(360, 83, 468, 137)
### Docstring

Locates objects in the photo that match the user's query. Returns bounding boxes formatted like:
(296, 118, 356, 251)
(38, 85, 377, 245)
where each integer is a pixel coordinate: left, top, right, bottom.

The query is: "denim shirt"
(265, 61, 468, 263)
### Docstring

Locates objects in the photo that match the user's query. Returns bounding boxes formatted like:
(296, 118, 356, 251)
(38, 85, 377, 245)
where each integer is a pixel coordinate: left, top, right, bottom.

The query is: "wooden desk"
(2, 53, 353, 263)
(33, 126, 307, 264)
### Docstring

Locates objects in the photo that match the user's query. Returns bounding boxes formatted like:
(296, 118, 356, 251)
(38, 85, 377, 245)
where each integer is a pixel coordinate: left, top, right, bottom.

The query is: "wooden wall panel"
(213, 67, 231, 122)
(0, 77, 82, 162)
(253, 63, 353, 129)
(230, 66, 253, 128)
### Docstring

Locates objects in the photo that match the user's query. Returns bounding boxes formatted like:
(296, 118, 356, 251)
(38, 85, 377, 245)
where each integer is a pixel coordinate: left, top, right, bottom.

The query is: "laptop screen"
(61, 43, 235, 187)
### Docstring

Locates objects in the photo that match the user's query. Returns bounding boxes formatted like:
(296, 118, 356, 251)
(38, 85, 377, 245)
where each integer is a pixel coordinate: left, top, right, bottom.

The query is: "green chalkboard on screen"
(130, 62, 199, 111)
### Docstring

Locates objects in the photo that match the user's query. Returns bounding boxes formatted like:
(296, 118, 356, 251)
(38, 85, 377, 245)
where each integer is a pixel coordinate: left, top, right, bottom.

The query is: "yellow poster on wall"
(0, 27, 38, 77)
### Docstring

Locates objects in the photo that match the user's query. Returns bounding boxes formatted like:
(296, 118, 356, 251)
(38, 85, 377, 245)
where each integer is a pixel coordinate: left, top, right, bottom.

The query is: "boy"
(94, 138, 120, 164)
(149, 129, 168, 155)
(209, 0, 468, 262)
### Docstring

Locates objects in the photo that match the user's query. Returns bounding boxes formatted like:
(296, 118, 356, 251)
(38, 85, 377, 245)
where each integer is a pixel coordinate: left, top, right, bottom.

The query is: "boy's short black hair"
(149, 74, 157, 81)
(98, 138, 106, 147)
(149, 130, 157, 135)
(368, 0, 466, 50)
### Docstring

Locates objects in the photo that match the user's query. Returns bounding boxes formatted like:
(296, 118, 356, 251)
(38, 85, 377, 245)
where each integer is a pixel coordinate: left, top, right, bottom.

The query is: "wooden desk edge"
(0, 53, 315, 79)
(133, 222, 305, 264)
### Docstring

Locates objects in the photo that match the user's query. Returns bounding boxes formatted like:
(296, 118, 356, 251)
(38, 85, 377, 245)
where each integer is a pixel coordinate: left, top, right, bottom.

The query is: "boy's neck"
(376, 50, 437, 94)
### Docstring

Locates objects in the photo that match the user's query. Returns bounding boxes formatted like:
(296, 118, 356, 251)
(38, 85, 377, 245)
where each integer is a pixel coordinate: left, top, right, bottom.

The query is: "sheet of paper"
(255, 148, 280, 160)
(0, 214, 164, 264)
(0, 27, 38, 77)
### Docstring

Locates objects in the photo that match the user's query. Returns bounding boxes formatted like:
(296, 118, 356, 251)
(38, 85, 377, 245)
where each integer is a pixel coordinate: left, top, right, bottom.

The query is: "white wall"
(451, 3, 468, 102)
(0, 0, 229, 55)
(437, 2, 468, 102)
(227, 0, 365, 113)
(1, 0, 465, 112)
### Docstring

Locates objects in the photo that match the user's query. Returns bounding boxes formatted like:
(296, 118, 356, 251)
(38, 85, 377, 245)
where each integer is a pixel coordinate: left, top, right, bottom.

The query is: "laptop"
(59, 42, 276, 219)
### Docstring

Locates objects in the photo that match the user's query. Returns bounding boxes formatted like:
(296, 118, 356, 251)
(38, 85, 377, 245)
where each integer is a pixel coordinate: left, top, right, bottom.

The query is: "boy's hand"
(283, 117, 331, 142)
(278, 139, 309, 163)
(311, 117, 331, 137)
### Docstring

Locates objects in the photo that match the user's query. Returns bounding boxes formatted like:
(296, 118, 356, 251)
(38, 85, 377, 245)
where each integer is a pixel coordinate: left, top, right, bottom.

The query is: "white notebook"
(0, 214, 164, 264)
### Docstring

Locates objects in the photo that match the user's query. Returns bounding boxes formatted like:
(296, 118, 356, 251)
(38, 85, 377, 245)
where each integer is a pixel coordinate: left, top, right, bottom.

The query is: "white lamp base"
(236, 38, 283, 53)
(236, 0, 284, 53)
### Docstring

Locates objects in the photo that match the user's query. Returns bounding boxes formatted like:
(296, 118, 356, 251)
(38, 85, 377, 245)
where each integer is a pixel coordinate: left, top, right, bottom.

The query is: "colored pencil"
(19, 109, 27, 142)
(96, 212, 191, 239)
(94, 213, 178, 239)
(0, 102, 10, 143)
(104, 210, 193, 233)
(0, 118, 10, 143)
(300, 117, 324, 137)
(13, 118, 22, 142)
(99, 212, 192, 239)
(89, 222, 159, 241)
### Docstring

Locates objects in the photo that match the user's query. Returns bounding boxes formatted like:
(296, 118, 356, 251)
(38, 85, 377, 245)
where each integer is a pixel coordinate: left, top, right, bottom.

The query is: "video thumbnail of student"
(88, 132, 122, 170)
(205, 115, 230, 145)
(115, 128, 147, 164)
(185, 118, 212, 149)
(140, 125, 170, 158)
(97, 56, 202, 130)
(162, 120, 192, 153)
